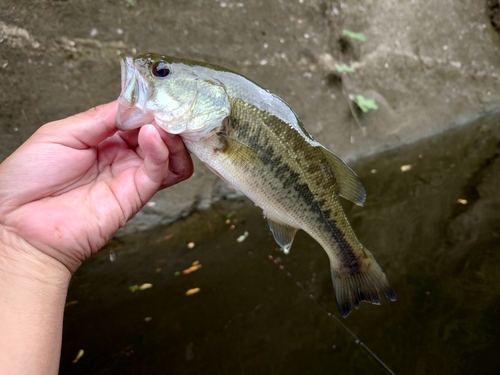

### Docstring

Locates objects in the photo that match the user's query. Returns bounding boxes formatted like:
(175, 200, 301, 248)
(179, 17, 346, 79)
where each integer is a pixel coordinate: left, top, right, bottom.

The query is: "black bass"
(115, 53, 396, 317)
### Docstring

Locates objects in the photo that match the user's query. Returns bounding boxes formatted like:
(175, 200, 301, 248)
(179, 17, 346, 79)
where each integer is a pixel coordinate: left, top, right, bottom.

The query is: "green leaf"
(226, 211, 236, 219)
(334, 63, 355, 73)
(354, 95, 378, 112)
(125, 0, 136, 6)
(128, 285, 139, 292)
(342, 29, 366, 41)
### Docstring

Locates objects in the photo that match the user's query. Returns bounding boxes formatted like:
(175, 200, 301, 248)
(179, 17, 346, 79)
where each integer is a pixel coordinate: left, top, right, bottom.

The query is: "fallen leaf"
(183, 264, 202, 275)
(72, 349, 84, 364)
(237, 231, 249, 243)
(354, 95, 378, 112)
(138, 283, 153, 291)
(334, 63, 355, 73)
(342, 29, 366, 41)
(185, 288, 201, 296)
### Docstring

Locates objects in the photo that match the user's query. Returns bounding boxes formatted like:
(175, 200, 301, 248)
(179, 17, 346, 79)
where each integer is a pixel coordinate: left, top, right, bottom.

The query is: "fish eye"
(151, 61, 171, 78)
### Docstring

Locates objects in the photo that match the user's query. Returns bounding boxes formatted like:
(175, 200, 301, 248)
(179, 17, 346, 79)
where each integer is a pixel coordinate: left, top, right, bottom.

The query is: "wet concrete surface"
(60, 112, 500, 375)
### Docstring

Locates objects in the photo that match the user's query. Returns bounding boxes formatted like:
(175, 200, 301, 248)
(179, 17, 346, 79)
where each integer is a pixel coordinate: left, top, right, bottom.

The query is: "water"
(60, 112, 500, 374)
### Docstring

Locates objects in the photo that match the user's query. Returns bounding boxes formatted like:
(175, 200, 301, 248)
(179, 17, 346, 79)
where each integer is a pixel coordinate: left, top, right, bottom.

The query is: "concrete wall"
(1, 0, 500, 234)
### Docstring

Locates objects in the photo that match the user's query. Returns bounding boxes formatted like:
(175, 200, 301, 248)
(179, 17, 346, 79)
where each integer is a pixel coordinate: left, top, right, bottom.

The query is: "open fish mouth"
(118, 56, 145, 107)
(116, 56, 154, 130)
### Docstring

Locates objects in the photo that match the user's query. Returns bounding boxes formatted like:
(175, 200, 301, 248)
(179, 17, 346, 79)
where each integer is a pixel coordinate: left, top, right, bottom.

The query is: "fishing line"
(267, 254, 396, 375)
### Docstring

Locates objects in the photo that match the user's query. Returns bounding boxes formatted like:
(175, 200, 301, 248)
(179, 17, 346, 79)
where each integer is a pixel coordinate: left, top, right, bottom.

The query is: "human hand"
(0, 101, 193, 274)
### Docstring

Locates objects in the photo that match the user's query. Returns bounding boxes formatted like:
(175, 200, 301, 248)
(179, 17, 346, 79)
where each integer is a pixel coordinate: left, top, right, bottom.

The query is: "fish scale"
(115, 53, 396, 317)
(225, 99, 359, 266)
(219, 99, 394, 315)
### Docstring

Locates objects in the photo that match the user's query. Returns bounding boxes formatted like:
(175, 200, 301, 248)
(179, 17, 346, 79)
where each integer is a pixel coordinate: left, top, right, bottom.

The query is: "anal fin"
(266, 217, 298, 254)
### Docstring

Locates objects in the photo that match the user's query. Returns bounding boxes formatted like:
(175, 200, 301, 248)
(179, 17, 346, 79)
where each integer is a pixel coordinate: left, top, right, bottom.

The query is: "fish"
(115, 53, 396, 317)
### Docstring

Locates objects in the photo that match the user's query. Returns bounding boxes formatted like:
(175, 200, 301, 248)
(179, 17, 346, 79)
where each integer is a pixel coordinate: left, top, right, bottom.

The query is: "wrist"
(0, 226, 71, 290)
(0, 226, 71, 374)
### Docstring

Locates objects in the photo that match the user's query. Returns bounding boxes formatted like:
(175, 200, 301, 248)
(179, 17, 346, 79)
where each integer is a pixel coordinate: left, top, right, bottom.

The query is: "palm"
(7, 135, 144, 259)
(0, 102, 192, 272)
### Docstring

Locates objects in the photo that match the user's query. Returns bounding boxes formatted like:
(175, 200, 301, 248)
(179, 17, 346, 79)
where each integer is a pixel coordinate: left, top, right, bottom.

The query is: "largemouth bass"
(115, 53, 396, 317)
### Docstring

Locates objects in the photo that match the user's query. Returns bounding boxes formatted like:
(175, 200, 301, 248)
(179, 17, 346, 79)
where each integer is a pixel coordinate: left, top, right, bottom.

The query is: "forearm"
(0, 228, 71, 375)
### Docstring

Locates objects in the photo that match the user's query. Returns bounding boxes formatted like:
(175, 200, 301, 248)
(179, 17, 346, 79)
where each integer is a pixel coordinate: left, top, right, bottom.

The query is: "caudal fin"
(331, 253, 396, 318)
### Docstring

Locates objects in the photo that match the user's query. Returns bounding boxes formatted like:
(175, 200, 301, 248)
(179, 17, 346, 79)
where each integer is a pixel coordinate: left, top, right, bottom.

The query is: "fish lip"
(116, 55, 153, 130)
(116, 104, 154, 131)
(118, 56, 135, 108)
(118, 55, 147, 108)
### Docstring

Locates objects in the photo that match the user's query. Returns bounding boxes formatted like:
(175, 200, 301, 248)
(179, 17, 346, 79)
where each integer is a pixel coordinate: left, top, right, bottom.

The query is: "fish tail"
(330, 249, 396, 318)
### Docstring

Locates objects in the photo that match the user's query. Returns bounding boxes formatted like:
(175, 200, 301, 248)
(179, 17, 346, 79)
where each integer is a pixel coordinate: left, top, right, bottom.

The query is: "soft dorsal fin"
(321, 147, 366, 206)
(266, 216, 298, 254)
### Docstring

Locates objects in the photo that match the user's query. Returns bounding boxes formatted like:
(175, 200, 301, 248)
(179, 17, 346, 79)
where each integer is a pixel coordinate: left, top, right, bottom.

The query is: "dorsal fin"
(321, 147, 366, 206)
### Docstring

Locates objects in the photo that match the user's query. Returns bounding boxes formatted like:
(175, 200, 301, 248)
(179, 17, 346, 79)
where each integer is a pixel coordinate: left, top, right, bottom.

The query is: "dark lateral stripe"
(227, 98, 361, 274)
(317, 206, 361, 274)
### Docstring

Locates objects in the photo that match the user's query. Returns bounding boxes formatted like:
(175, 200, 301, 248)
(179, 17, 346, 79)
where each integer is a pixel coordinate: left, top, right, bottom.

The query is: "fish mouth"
(116, 56, 153, 130)
(115, 54, 198, 133)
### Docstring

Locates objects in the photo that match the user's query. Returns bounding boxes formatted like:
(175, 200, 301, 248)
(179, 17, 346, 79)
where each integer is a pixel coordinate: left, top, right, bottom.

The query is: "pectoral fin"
(217, 132, 255, 154)
(266, 216, 298, 254)
(321, 148, 366, 206)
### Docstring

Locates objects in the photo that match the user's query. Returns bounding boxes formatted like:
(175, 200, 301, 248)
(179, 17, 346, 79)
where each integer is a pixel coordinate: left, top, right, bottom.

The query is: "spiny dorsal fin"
(321, 147, 366, 206)
(266, 216, 298, 254)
